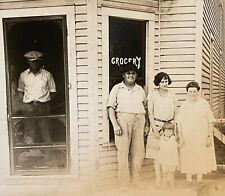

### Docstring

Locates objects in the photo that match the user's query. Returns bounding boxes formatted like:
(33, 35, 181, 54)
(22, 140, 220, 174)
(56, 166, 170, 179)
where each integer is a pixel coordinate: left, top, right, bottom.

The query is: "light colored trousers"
(115, 112, 145, 185)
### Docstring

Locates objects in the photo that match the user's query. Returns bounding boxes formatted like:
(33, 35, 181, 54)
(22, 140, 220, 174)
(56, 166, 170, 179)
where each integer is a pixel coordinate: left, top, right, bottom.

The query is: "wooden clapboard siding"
(101, 0, 158, 13)
(159, 0, 197, 103)
(75, 0, 93, 179)
(96, 0, 159, 185)
(202, 0, 224, 118)
(0, 0, 78, 9)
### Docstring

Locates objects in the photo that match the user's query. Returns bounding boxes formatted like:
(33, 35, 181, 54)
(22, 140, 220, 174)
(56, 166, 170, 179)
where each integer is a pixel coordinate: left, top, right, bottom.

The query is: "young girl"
(158, 122, 179, 188)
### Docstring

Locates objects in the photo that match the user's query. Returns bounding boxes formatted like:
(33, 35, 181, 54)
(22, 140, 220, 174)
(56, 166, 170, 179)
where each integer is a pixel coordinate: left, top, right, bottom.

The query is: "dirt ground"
(1, 174, 225, 196)
(91, 175, 225, 196)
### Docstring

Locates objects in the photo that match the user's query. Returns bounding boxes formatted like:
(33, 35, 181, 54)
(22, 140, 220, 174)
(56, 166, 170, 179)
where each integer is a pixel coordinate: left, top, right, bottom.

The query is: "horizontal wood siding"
(75, 0, 92, 180)
(101, 0, 158, 13)
(202, 0, 224, 118)
(97, 0, 158, 185)
(159, 0, 197, 103)
(0, 0, 78, 9)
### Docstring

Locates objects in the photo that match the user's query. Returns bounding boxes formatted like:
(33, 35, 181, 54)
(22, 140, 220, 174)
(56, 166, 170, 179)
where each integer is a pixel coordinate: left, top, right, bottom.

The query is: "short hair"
(186, 81, 200, 92)
(162, 122, 175, 132)
(154, 72, 172, 86)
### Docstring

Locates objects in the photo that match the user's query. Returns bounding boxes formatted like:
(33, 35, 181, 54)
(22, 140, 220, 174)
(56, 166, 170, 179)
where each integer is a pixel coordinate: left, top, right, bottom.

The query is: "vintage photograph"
(0, 0, 225, 195)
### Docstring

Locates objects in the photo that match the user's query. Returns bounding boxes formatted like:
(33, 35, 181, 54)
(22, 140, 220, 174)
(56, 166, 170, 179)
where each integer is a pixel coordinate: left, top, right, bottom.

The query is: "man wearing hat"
(107, 63, 148, 188)
(18, 51, 56, 143)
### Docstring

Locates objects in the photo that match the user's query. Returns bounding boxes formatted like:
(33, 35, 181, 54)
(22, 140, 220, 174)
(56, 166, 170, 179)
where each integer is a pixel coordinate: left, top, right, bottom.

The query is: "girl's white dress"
(158, 135, 179, 172)
(176, 97, 217, 174)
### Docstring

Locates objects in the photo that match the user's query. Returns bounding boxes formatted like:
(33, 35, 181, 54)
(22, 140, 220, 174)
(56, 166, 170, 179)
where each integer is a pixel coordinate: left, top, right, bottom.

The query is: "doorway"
(3, 16, 69, 174)
(108, 16, 146, 141)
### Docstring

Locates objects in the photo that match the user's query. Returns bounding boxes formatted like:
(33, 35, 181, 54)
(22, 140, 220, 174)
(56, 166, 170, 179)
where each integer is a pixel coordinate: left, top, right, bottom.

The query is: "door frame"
(0, 6, 78, 177)
(101, 7, 155, 143)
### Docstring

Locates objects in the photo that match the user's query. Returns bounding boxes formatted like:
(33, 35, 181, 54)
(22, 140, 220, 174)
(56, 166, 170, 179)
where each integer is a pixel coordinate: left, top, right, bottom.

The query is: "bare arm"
(206, 122, 214, 147)
(147, 100, 159, 138)
(50, 92, 56, 100)
(18, 91, 24, 100)
(107, 107, 122, 136)
(177, 122, 184, 146)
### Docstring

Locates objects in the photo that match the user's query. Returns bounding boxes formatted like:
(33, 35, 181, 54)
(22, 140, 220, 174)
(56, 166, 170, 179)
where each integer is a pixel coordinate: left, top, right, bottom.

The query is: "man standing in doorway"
(18, 51, 56, 143)
(107, 63, 147, 188)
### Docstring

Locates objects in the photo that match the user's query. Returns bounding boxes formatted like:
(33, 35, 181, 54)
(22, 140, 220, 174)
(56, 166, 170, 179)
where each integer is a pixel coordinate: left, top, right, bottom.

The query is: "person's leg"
(38, 119, 51, 142)
(37, 103, 51, 142)
(168, 171, 175, 188)
(197, 173, 203, 182)
(115, 113, 132, 186)
(186, 173, 193, 182)
(21, 103, 38, 143)
(130, 114, 145, 184)
(154, 159, 161, 186)
(162, 171, 167, 188)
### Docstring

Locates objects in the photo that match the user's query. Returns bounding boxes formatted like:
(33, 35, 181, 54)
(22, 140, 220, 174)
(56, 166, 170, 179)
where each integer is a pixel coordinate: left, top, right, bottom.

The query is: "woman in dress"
(145, 72, 177, 186)
(177, 81, 217, 184)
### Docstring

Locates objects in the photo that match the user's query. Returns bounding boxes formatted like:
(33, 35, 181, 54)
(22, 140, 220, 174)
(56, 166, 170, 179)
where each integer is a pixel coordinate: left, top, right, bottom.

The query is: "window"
(4, 15, 69, 174)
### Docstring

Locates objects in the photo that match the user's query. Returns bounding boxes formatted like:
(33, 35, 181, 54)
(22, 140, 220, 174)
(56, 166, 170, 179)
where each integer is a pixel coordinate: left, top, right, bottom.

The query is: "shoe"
(196, 180, 206, 186)
(182, 181, 194, 188)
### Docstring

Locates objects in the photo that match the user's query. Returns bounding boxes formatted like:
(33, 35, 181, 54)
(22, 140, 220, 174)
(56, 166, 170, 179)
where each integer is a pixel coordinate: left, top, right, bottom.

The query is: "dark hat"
(120, 63, 138, 74)
(24, 51, 43, 61)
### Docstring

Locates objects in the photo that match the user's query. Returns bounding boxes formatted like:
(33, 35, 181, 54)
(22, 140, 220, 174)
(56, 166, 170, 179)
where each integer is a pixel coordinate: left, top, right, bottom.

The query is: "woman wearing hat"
(145, 72, 178, 187)
(107, 63, 147, 188)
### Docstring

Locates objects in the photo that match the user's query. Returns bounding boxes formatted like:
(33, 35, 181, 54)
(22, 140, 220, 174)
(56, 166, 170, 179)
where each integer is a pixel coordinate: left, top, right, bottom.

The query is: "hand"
(154, 145, 160, 150)
(178, 136, 185, 147)
(114, 124, 123, 136)
(206, 136, 212, 147)
(144, 125, 150, 137)
(154, 130, 160, 139)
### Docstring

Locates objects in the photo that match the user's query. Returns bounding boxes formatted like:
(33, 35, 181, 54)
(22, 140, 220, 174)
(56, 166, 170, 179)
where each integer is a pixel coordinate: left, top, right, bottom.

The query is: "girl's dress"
(158, 135, 179, 172)
(176, 97, 217, 174)
(145, 89, 176, 159)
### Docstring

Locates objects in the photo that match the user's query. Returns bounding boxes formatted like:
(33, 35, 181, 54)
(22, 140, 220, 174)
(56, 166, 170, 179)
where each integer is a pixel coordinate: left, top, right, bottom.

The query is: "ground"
(1, 174, 225, 196)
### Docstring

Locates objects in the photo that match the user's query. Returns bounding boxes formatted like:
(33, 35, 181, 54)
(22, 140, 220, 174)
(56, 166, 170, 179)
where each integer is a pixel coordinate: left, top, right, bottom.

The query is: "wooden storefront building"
(0, 0, 224, 189)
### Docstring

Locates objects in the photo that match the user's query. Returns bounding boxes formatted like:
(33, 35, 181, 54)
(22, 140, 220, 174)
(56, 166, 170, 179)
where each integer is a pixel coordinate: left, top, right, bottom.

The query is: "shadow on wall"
(160, 0, 175, 13)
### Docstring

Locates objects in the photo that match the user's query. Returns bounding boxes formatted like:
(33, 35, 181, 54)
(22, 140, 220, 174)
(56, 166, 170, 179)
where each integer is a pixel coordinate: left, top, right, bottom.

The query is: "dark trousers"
(21, 101, 51, 143)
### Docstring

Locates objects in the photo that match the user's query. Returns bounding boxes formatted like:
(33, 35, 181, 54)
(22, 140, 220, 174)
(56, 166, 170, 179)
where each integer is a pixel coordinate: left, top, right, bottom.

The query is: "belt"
(27, 101, 48, 105)
(154, 117, 174, 123)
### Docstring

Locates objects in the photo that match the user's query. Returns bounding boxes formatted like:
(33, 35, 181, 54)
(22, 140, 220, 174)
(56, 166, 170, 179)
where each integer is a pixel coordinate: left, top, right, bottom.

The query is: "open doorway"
(109, 17, 146, 141)
(3, 16, 69, 174)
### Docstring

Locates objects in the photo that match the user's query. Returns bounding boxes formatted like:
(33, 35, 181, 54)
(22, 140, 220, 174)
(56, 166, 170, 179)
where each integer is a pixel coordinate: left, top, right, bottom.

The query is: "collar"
(119, 82, 138, 91)
(28, 68, 43, 75)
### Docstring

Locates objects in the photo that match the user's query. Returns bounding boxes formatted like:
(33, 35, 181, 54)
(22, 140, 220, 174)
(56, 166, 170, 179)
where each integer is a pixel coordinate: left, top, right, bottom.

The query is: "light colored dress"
(145, 89, 176, 159)
(158, 135, 179, 172)
(176, 97, 217, 174)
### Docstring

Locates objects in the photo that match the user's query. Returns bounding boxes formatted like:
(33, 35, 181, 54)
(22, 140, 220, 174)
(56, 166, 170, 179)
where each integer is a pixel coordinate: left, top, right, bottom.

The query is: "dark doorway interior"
(109, 17, 146, 141)
(3, 16, 69, 174)
(4, 18, 66, 115)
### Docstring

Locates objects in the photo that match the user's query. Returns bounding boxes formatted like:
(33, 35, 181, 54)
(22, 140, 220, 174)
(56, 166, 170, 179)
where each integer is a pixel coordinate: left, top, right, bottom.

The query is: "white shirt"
(18, 68, 56, 103)
(147, 89, 176, 121)
(107, 82, 146, 114)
